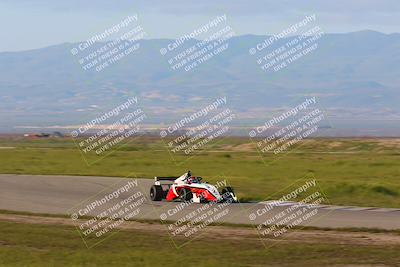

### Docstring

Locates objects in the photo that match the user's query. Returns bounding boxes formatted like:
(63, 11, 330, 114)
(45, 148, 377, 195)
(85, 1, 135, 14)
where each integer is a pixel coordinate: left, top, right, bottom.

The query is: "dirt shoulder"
(1, 213, 400, 247)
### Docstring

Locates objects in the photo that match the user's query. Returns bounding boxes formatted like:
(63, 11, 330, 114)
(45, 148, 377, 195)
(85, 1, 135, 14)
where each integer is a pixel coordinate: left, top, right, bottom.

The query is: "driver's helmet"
(187, 176, 199, 184)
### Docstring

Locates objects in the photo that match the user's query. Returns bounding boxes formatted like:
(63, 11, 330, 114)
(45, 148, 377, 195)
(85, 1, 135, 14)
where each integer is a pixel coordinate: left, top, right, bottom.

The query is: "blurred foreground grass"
(0, 220, 399, 267)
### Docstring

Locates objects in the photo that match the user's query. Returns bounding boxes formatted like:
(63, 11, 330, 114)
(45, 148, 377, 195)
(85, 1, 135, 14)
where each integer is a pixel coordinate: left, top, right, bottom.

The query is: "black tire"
(199, 192, 208, 203)
(179, 187, 193, 202)
(150, 185, 163, 201)
(222, 186, 234, 195)
(221, 187, 235, 201)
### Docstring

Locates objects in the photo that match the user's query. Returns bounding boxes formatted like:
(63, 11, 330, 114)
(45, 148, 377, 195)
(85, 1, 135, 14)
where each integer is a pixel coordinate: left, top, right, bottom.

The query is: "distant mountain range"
(1, 30, 399, 135)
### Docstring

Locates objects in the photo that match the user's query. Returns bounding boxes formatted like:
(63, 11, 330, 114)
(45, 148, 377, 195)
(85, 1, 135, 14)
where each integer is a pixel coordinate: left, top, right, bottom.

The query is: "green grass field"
(0, 137, 399, 207)
(1, 220, 399, 267)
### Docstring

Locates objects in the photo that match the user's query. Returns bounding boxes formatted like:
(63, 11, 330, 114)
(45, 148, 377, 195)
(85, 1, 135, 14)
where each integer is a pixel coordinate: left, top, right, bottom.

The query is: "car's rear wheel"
(179, 187, 193, 202)
(150, 185, 163, 201)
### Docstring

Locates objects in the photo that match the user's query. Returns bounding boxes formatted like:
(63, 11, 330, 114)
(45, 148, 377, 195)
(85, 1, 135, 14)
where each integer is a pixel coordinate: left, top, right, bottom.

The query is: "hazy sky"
(1, 0, 399, 52)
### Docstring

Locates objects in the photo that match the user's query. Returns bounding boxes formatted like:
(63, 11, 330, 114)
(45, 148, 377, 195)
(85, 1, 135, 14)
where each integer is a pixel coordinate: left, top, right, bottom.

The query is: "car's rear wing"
(154, 176, 177, 185)
(154, 176, 178, 181)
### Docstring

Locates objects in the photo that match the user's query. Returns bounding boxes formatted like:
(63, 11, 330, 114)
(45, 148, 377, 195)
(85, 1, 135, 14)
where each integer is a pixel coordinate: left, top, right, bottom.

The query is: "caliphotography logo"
(248, 96, 331, 165)
(159, 96, 237, 165)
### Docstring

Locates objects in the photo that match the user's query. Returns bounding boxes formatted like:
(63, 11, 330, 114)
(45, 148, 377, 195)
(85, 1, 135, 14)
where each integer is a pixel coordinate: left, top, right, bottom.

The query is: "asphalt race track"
(1, 174, 400, 230)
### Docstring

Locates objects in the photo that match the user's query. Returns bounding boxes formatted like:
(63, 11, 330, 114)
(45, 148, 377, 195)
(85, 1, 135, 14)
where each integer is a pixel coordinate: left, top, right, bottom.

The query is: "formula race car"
(149, 171, 238, 203)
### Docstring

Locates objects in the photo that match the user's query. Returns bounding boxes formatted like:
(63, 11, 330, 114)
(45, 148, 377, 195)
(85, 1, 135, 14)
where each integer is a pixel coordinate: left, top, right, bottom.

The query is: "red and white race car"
(149, 171, 237, 203)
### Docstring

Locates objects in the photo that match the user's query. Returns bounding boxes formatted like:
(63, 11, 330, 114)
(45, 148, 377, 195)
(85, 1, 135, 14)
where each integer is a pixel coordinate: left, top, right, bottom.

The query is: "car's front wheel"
(221, 186, 237, 202)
